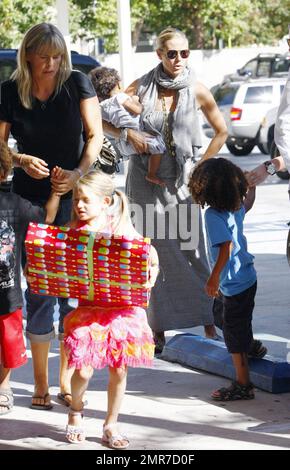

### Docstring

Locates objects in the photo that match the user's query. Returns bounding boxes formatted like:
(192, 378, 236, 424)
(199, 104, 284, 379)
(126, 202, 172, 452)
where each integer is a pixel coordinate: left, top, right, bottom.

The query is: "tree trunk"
(132, 20, 144, 48)
(183, 1, 204, 49)
(192, 15, 204, 49)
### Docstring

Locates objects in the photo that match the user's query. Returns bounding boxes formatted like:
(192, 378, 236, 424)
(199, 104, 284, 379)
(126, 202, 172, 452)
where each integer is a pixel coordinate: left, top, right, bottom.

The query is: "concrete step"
(161, 333, 290, 393)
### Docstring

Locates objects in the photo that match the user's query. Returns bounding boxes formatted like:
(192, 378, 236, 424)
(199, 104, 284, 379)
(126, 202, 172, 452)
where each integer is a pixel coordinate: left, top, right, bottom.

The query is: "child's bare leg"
(0, 366, 12, 413)
(232, 352, 250, 385)
(211, 352, 254, 400)
(0, 365, 11, 388)
(146, 155, 165, 186)
(106, 366, 127, 424)
(204, 324, 218, 339)
(67, 366, 93, 443)
(59, 341, 74, 405)
(103, 366, 128, 447)
(70, 366, 92, 410)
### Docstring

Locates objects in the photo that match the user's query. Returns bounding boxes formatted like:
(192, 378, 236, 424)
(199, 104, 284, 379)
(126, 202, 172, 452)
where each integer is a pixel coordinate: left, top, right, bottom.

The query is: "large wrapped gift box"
(25, 223, 150, 307)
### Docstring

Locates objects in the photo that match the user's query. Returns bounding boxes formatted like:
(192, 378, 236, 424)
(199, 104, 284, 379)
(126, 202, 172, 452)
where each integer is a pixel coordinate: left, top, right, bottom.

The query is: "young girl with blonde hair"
(61, 169, 158, 448)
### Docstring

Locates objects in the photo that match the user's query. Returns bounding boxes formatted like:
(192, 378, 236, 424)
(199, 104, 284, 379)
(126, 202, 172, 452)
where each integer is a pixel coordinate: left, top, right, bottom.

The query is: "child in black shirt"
(0, 140, 60, 415)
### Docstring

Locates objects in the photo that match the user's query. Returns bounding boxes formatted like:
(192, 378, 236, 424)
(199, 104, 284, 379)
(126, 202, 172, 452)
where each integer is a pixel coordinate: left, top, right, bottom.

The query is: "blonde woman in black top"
(0, 23, 103, 410)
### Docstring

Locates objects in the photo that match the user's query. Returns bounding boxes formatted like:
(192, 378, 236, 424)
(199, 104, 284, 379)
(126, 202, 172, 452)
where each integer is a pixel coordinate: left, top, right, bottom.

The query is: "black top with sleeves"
(0, 70, 96, 201)
(0, 191, 45, 315)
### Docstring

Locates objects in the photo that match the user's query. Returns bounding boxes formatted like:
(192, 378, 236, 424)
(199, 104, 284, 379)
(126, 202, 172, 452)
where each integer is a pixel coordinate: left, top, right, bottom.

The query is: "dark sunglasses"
(287, 38, 290, 47)
(165, 49, 190, 60)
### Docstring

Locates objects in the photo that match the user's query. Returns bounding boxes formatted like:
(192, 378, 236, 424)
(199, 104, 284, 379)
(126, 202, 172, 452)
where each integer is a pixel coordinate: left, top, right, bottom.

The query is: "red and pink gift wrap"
(25, 223, 151, 308)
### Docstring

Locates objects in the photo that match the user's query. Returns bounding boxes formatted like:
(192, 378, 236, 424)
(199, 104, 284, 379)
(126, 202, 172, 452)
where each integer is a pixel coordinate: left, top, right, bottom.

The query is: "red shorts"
(0, 308, 27, 368)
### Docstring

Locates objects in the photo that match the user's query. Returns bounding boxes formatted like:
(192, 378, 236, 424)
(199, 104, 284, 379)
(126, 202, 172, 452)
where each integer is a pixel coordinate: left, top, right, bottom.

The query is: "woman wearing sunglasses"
(103, 27, 227, 353)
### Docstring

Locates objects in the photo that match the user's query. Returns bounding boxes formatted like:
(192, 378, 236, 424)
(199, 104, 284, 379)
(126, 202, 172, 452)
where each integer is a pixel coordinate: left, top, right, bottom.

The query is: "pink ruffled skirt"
(64, 305, 155, 369)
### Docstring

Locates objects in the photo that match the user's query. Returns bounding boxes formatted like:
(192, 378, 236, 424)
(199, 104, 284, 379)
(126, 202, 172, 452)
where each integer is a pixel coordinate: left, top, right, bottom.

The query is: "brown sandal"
(57, 392, 88, 407)
(211, 381, 255, 401)
(0, 389, 14, 415)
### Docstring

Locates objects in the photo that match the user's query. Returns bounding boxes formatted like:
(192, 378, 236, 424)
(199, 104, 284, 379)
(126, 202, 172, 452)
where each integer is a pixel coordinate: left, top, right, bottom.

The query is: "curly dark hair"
(188, 157, 248, 212)
(0, 140, 13, 181)
(88, 66, 121, 101)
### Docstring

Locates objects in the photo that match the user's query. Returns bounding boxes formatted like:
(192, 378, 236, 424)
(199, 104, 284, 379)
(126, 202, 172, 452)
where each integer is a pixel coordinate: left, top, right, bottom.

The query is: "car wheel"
(226, 142, 255, 156)
(257, 143, 269, 155)
(270, 141, 289, 180)
(266, 125, 275, 155)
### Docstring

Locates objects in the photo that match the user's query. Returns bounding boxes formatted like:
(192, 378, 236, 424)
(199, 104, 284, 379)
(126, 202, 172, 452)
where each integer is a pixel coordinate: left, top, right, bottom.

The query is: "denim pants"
(25, 198, 74, 343)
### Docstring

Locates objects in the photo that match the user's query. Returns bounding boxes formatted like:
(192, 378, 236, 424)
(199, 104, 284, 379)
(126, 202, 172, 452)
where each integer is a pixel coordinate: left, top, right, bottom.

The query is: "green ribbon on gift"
(28, 269, 88, 283)
(87, 231, 96, 300)
(28, 268, 144, 291)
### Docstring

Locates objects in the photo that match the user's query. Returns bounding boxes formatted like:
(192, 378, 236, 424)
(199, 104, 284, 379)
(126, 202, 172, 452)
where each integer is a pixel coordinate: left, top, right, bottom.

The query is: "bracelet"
(119, 128, 128, 143)
(74, 168, 83, 178)
(18, 153, 25, 167)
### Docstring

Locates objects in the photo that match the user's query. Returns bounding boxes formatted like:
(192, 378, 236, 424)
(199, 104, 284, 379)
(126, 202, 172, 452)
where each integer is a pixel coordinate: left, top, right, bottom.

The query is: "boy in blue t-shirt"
(189, 157, 264, 401)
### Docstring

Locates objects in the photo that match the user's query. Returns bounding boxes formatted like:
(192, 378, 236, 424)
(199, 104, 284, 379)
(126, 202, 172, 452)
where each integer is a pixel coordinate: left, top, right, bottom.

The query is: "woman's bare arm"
(247, 156, 285, 186)
(195, 82, 228, 161)
(0, 120, 50, 178)
(122, 95, 143, 115)
(51, 96, 103, 195)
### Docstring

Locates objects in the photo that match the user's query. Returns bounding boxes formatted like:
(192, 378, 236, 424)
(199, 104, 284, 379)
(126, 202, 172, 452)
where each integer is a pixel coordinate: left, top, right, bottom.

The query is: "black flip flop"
(30, 393, 53, 410)
(57, 392, 88, 407)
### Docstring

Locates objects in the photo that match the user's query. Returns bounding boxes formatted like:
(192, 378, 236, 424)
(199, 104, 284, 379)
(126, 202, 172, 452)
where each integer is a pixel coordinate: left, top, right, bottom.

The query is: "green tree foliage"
(70, 0, 149, 52)
(0, 0, 289, 52)
(145, 0, 286, 49)
(70, 0, 290, 52)
(0, 0, 53, 48)
(69, 0, 118, 51)
(257, 0, 290, 44)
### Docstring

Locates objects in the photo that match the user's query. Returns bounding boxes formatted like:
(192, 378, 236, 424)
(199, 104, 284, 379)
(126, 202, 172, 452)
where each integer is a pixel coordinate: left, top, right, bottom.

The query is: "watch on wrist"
(264, 161, 276, 175)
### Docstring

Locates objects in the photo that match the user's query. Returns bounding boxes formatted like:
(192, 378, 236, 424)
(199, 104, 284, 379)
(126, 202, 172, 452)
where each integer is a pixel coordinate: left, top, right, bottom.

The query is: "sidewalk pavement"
(0, 151, 290, 450)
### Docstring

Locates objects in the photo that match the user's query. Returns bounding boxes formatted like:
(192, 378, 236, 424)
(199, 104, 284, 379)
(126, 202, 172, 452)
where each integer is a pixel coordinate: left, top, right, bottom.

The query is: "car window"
(0, 60, 16, 83)
(214, 86, 238, 105)
(240, 59, 257, 75)
(256, 61, 271, 77)
(272, 58, 290, 74)
(244, 86, 272, 104)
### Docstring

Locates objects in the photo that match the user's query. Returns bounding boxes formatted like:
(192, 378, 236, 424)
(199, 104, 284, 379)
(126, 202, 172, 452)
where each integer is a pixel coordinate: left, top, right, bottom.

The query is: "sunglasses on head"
(165, 49, 190, 60)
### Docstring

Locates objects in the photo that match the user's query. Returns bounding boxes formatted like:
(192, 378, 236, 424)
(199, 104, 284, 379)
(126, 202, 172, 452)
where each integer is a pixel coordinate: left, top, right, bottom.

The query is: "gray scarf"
(138, 63, 202, 186)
